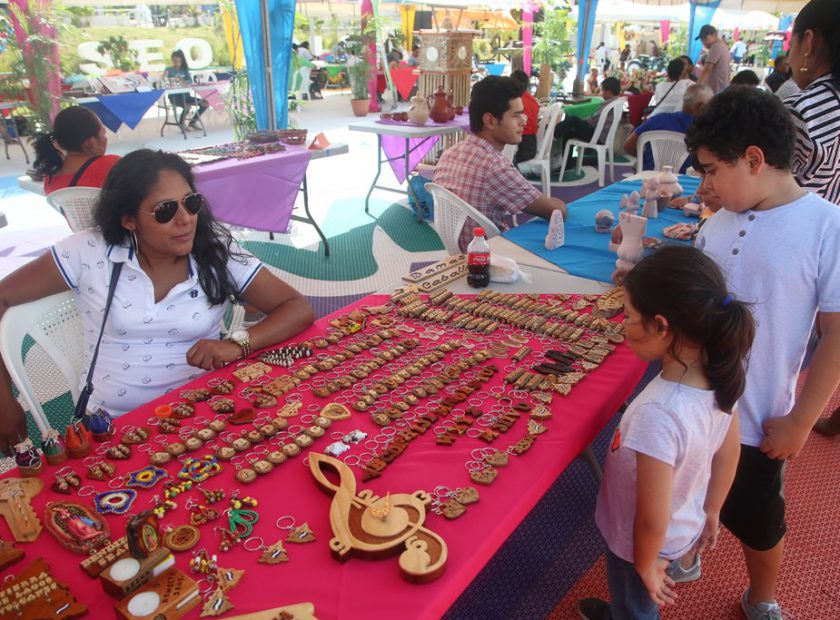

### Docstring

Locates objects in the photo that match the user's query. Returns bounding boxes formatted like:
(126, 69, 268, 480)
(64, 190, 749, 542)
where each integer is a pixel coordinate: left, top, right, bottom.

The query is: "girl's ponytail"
(704, 297, 755, 413)
(32, 133, 63, 177)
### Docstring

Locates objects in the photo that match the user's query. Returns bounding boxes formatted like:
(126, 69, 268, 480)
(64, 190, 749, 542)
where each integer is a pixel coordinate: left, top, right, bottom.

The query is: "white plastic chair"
(46, 186, 100, 232)
(636, 130, 689, 174)
(424, 183, 501, 256)
(517, 102, 563, 195)
(0, 291, 84, 436)
(559, 96, 627, 187)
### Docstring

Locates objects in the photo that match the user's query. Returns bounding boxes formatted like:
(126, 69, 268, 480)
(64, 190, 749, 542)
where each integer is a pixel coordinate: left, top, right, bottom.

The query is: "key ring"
(275, 515, 296, 530)
(243, 536, 266, 552)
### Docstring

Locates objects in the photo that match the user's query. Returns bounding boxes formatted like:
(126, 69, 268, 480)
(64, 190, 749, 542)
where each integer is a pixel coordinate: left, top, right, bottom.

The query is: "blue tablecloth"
(80, 90, 164, 132)
(503, 176, 701, 283)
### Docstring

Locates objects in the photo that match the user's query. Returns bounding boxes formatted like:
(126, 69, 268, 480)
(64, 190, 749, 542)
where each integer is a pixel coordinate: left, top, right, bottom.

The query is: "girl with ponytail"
(579, 245, 754, 620)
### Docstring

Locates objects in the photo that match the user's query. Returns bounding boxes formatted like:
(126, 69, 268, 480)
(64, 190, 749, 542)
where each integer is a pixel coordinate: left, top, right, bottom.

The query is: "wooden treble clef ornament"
(308, 452, 448, 583)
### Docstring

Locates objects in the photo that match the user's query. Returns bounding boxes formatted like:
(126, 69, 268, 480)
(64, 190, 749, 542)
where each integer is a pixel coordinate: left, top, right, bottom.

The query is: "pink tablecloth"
(193, 145, 312, 233)
(378, 115, 470, 184)
(0, 293, 645, 619)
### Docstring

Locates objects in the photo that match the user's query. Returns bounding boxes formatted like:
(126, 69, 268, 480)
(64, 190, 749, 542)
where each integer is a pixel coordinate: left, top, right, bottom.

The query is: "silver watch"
(229, 329, 251, 357)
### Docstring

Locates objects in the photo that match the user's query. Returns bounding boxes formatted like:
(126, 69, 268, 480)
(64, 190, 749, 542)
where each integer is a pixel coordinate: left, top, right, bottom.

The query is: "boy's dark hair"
(510, 70, 530, 95)
(625, 245, 755, 414)
(666, 58, 684, 81)
(684, 87, 795, 170)
(469, 76, 521, 133)
(731, 70, 760, 86)
(792, 0, 840, 80)
(601, 77, 621, 97)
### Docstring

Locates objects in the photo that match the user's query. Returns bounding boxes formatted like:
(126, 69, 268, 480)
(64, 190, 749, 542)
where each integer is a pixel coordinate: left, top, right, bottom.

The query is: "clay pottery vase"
(657, 165, 683, 197)
(407, 95, 430, 125)
(429, 87, 453, 123)
(454, 105, 465, 115)
(351, 98, 370, 117)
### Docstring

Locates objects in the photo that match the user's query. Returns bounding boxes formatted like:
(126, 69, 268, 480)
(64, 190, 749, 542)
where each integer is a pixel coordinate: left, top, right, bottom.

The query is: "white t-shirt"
(650, 79, 692, 116)
(695, 192, 840, 446)
(596, 375, 732, 562)
(51, 229, 263, 417)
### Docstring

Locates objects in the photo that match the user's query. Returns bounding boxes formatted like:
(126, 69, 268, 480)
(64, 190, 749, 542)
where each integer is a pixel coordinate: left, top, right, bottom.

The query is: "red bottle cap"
(473, 227, 485, 236)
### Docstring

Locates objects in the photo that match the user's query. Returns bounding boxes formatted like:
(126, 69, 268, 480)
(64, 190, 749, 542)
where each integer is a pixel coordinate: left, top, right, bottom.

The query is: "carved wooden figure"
(0, 557, 87, 619)
(308, 452, 448, 583)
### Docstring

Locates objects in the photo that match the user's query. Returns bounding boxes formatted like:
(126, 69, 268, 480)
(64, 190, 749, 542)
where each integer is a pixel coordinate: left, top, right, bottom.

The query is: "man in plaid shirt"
(434, 76, 567, 252)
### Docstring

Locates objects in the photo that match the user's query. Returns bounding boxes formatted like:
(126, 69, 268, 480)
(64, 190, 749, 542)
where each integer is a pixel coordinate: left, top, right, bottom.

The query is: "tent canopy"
(620, 0, 805, 12)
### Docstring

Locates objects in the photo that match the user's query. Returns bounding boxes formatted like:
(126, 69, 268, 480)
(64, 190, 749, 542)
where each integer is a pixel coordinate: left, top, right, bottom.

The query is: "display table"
(562, 97, 604, 120)
(503, 176, 701, 282)
(0, 290, 644, 619)
(349, 117, 470, 219)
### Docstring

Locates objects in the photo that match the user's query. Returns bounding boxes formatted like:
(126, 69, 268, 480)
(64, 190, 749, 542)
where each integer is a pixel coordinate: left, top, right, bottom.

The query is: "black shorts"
(720, 444, 787, 551)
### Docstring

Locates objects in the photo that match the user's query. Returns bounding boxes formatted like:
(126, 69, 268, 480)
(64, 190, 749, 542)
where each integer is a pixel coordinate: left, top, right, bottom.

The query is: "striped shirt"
(785, 74, 840, 206)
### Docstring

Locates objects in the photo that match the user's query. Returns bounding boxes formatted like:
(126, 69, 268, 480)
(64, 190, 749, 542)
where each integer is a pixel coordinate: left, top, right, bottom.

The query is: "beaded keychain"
(177, 455, 223, 483)
(94, 489, 138, 515)
(125, 465, 168, 489)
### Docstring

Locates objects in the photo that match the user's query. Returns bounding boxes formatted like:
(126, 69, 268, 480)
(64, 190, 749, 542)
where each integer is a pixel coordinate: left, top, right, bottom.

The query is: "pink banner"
(660, 20, 671, 46)
(10, 0, 61, 122)
(523, 2, 533, 76)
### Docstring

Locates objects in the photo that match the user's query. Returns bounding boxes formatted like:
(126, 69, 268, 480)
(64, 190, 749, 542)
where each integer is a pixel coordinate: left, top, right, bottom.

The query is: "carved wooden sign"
(308, 452, 447, 583)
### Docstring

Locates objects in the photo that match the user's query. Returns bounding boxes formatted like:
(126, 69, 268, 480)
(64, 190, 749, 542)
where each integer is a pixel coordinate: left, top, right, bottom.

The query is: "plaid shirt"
(433, 135, 541, 252)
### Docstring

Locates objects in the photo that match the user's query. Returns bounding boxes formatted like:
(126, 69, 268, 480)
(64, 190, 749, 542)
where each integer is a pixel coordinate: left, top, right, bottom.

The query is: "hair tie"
(720, 294, 734, 308)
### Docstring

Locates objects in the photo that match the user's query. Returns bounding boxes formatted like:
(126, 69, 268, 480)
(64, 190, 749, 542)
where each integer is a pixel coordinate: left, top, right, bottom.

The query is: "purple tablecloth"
(378, 115, 470, 183)
(192, 145, 312, 233)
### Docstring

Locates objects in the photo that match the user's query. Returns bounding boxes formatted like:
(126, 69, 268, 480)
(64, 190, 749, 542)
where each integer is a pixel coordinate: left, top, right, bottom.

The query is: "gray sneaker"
(666, 553, 701, 583)
(741, 588, 791, 620)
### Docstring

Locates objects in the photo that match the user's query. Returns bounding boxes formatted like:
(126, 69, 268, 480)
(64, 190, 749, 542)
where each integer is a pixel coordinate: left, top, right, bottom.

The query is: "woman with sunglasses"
(0, 149, 314, 456)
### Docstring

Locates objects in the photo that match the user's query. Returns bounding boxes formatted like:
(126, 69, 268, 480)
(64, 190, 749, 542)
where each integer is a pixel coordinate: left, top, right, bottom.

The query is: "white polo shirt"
(51, 229, 262, 417)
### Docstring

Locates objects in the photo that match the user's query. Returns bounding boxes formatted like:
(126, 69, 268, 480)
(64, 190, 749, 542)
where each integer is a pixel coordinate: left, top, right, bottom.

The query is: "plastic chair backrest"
(636, 130, 689, 173)
(424, 183, 501, 256)
(46, 186, 100, 232)
(0, 291, 84, 435)
(535, 103, 563, 160)
(589, 96, 627, 147)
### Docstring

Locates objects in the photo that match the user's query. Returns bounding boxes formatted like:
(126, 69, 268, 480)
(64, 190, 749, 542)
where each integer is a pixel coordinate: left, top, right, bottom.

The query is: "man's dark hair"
(601, 77, 621, 97)
(731, 70, 760, 86)
(510, 70, 530, 95)
(666, 58, 684, 81)
(685, 87, 795, 170)
(773, 54, 787, 68)
(469, 76, 521, 133)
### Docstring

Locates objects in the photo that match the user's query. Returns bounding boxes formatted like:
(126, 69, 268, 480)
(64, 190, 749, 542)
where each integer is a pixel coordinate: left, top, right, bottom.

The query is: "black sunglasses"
(145, 192, 205, 224)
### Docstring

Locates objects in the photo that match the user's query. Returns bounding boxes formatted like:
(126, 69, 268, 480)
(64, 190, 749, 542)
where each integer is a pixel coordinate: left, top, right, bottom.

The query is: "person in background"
(510, 70, 539, 165)
(297, 41, 315, 61)
(679, 55, 699, 81)
(164, 50, 209, 131)
(587, 68, 601, 95)
(649, 40, 660, 58)
(0, 150, 314, 456)
(784, 0, 840, 208)
(433, 76, 566, 252)
(766, 55, 792, 91)
(649, 58, 694, 116)
(578, 245, 750, 620)
(686, 86, 840, 620)
(731, 38, 748, 65)
(624, 84, 713, 172)
(553, 77, 622, 150)
(594, 42, 609, 72)
(33, 106, 120, 196)
(731, 70, 761, 87)
(407, 45, 420, 67)
(620, 44, 632, 69)
(696, 25, 731, 94)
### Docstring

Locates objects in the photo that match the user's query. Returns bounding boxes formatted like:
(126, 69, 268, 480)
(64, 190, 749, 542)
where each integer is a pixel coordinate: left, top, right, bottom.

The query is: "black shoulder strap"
(648, 80, 680, 115)
(68, 156, 102, 188)
(77, 261, 123, 407)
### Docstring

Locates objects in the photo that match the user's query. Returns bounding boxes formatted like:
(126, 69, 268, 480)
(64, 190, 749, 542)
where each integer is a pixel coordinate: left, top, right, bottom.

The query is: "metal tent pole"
(260, 0, 277, 131)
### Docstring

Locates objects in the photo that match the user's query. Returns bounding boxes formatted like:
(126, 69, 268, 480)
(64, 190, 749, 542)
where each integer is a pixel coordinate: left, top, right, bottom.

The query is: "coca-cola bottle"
(466, 227, 490, 288)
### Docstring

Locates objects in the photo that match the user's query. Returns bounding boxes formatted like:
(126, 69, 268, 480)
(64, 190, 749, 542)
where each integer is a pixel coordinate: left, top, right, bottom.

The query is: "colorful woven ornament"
(95, 489, 138, 515)
(126, 465, 168, 489)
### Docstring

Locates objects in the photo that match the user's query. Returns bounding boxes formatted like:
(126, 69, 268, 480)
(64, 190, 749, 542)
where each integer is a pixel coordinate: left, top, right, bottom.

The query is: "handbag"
(72, 261, 123, 425)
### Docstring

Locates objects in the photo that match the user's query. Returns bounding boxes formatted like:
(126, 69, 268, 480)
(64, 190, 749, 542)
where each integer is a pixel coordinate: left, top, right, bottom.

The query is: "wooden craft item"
(0, 558, 87, 619)
(218, 602, 318, 620)
(201, 587, 234, 617)
(217, 566, 244, 592)
(286, 523, 315, 544)
(44, 500, 110, 554)
(453, 487, 480, 505)
(0, 478, 42, 543)
(258, 540, 289, 564)
(416, 263, 468, 293)
(309, 452, 448, 583)
(469, 467, 497, 485)
(101, 546, 174, 598)
(320, 402, 351, 421)
(277, 401, 302, 418)
(115, 567, 200, 620)
(402, 254, 466, 283)
(163, 525, 201, 552)
(81, 536, 129, 577)
(232, 361, 273, 382)
(440, 499, 466, 519)
(0, 539, 24, 572)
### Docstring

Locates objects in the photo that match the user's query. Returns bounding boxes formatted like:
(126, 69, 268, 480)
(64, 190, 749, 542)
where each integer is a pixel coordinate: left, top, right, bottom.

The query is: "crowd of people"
(429, 2, 840, 619)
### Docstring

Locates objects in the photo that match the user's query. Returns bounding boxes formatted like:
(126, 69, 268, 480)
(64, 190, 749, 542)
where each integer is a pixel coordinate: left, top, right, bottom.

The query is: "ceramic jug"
(657, 165, 683, 196)
(407, 94, 430, 125)
(429, 87, 453, 123)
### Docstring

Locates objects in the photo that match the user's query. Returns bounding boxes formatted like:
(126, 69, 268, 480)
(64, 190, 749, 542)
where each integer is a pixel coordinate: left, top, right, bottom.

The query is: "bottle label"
(468, 253, 490, 266)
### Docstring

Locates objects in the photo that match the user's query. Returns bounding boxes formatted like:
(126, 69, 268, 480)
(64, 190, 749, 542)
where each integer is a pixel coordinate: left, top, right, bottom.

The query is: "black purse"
(73, 261, 123, 423)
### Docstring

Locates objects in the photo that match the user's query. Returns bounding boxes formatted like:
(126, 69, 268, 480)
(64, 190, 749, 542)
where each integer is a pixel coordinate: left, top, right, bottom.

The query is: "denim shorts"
(604, 546, 661, 620)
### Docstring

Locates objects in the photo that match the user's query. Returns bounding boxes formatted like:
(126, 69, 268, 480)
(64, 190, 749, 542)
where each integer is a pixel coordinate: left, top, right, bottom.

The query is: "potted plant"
(348, 57, 371, 116)
(532, 6, 574, 99)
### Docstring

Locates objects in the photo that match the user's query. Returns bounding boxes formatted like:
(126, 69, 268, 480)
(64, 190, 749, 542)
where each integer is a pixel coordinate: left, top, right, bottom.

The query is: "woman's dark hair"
(469, 76, 521, 133)
(792, 0, 840, 80)
(171, 49, 189, 71)
(94, 149, 244, 305)
(624, 245, 755, 413)
(685, 87, 795, 169)
(666, 58, 684, 81)
(33, 106, 102, 177)
(731, 69, 760, 86)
